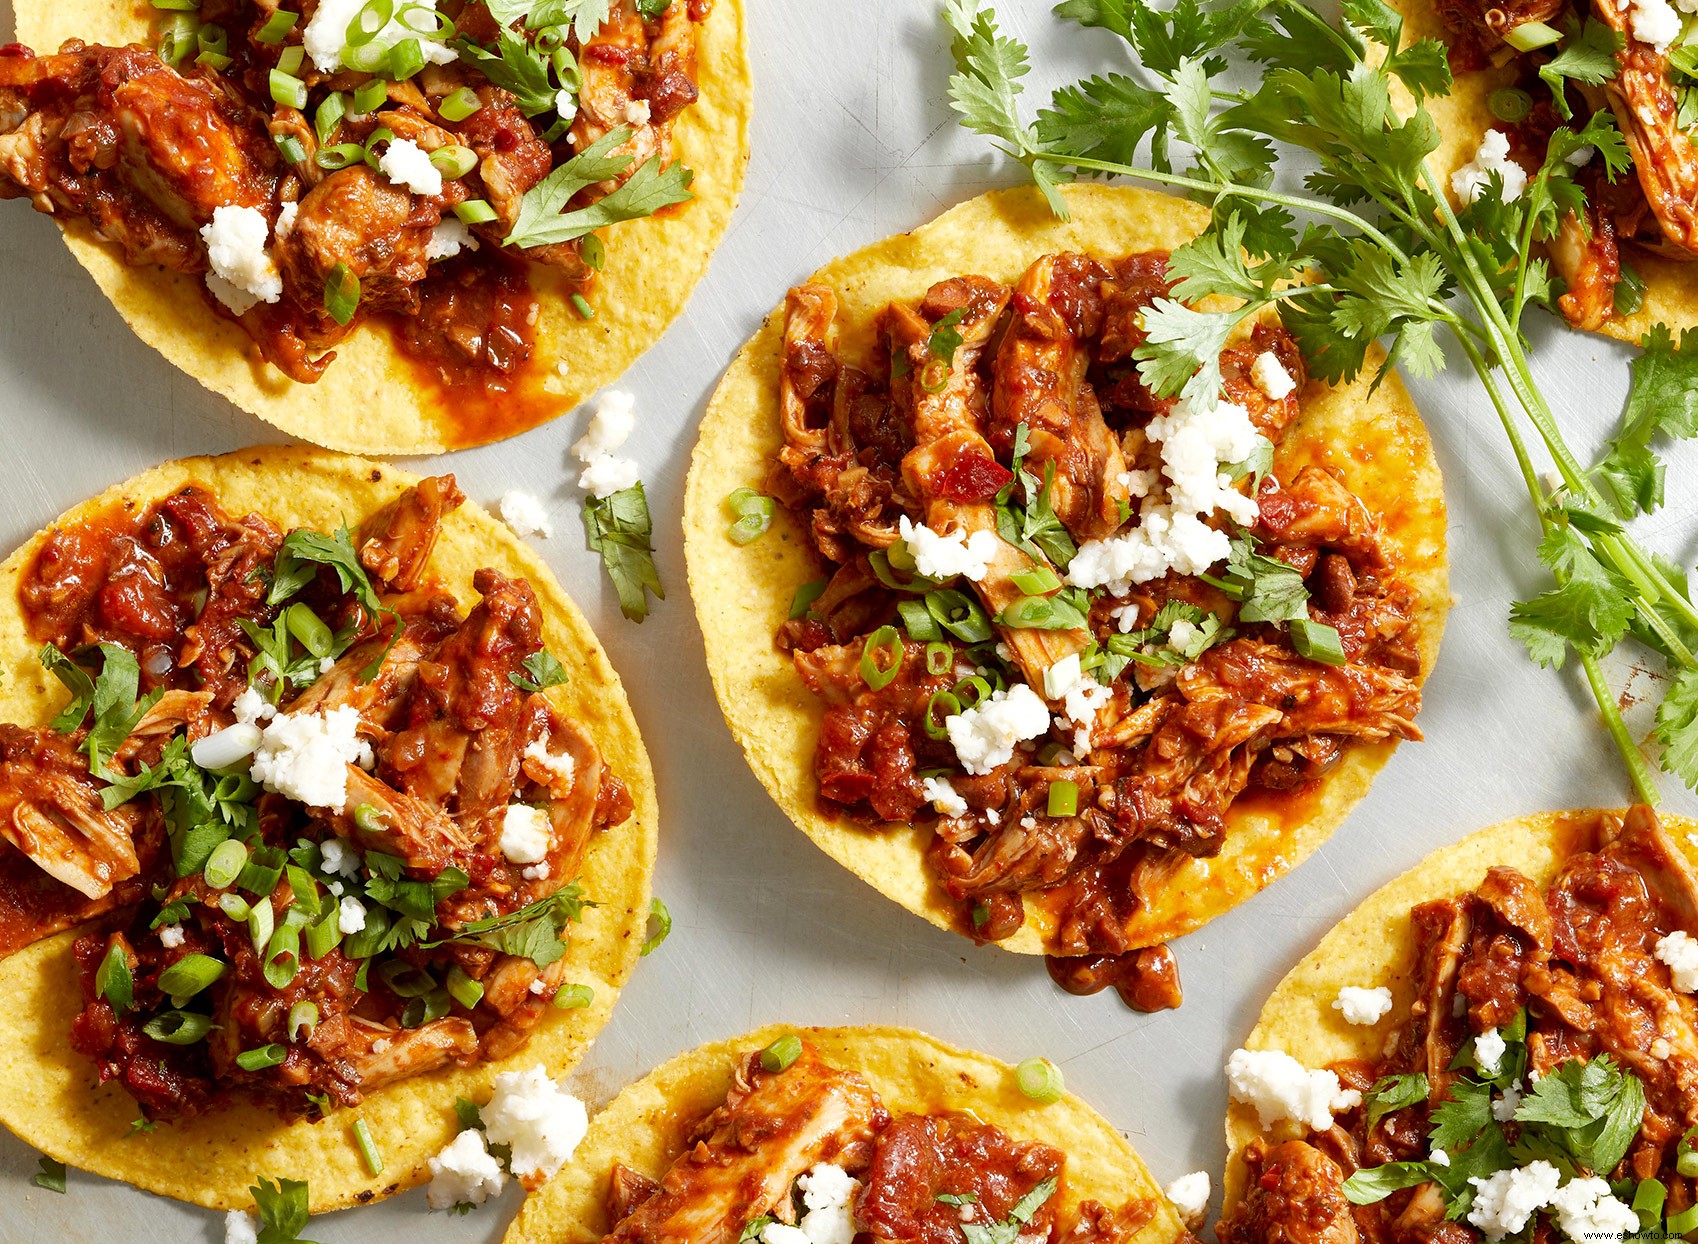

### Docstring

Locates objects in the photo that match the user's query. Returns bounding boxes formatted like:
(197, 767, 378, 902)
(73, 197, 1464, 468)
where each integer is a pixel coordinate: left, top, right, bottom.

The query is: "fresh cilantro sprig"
(946, 0, 1698, 802)
(40, 643, 163, 779)
(251, 1176, 319, 1244)
(583, 482, 665, 622)
(443, 882, 593, 967)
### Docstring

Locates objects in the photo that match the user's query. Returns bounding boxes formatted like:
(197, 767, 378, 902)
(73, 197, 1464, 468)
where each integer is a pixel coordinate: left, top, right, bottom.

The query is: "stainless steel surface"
(1, 2, 1695, 1241)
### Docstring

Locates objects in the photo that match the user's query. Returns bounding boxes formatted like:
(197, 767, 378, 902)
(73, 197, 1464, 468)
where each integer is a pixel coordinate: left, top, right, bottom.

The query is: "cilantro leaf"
(505, 152, 693, 250)
(1508, 525, 1635, 666)
(1594, 324, 1698, 517)
(1210, 534, 1310, 624)
(1342, 1160, 1433, 1205)
(583, 482, 665, 622)
(1366, 1072, 1430, 1128)
(1657, 668, 1698, 788)
(251, 1177, 319, 1244)
(1133, 298, 1243, 406)
(510, 651, 569, 692)
(40, 643, 163, 778)
(1539, 18, 1624, 118)
(31, 1156, 66, 1194)
(453, 29, 559, 117)
(447, 883, 592, 967)
(1429, 1077, 1493, 1152)
(961, 1176, 1057, 1244)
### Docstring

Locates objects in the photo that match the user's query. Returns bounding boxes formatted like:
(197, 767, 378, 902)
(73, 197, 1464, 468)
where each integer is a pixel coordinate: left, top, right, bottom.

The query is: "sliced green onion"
(284, 602, 334, 657)
(641, 897, 672, 956)
(325, 263, 361, 327)
(159, 953, 227, 1001)
(143, 1011, 218, 1044)
(570, 293, 596, 320)
(96, 941, 133, 1014)
(453, 199, 498, 224)
(345, 0, 395, 47)
(197, 23, 228, 54)
(1632, 1178, 1667, 1229)
(971, 902, 990, 929)
(315, 92, 349, 145)
(1616, 263, 1647, 317)
(315, 142, 366, 171)
(218, 892, 252, 922)
(288, 1000, 319, 1042)
(1503, 20, 1562, 51)
(197, 49, 234, 70)
(925, 589, 994, 644)
(535, 23, 567, 54)
(353, 803, 389, 835)
(445, 966, 484, 1010)
(953, 674, 992, 710)
(439, 86, 482, 122)
(204, 839, 248, 890)
(264, 925, 301, 989)
(1668, 1205, 1698, 1237)
(759, 1034, 803, 1073)
(256, 10, 300, 43)
(997, 595, 1076, 630)
(353, 1117, 385, 1176)
(1015, 1056, 1065, 1103)
(386, 37, 425, 79)
(398, 3, 455, 36)
(429, 144, 476, 178)
(150, 0, 200, 9)
(580, 233, 606, 270)
(284, 865, 321, 920)
(860, 625, 904, 691)
(924, 689, 961, 740)
(277, 45, 305, 75)
(925, 641, 954, 676)
(1046, 780, 1079, 818)
(248, 898, 275, 957)
(274, 132, 308, 164)
(236, 1043, 288, 1071)
(304, 909, 341, 960)
(239, 846, 285, 897)
(898, 599, 943, 642)
(1489, 87, 1532, 123)
(1010, 566, 1061, 596)
(1289, 618, 1347, 666)
(553, 983, 594, 1009)
(376, 961, 438, 998)
(789, 579, 827, 620)
(158, 21, 197, 66)
(361, 125, 395, 168)
(726, 488, 775, 544)
(919, 358, 950, 393)
(400, 989, 451, 1028)
(352, 78, 388, 116)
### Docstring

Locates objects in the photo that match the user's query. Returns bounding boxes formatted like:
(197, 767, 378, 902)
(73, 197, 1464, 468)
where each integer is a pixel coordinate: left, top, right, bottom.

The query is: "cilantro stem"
(1582, 649, 1660, 803)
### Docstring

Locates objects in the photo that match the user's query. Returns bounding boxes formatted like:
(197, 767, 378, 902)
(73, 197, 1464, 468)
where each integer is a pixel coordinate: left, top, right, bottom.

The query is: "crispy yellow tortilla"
(1388, 0, 1693, 343)
(13, 2, 751, 454)
(683, 184, 1450, 956)
(1219, 807, 1698, 1216)
(0, 446, 659, 1211)
(503, 1023, 1184, 1244)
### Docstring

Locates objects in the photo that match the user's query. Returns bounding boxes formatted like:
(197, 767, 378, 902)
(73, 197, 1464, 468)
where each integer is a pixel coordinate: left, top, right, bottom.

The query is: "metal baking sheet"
(1, 2, 1695, 1240)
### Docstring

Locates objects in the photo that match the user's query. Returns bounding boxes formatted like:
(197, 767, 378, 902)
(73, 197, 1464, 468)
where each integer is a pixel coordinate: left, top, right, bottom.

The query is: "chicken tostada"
(0, 0, 749, 452)
(502, 1024, 1186, 1244)
(1218, 805, 1698, 1244)
(1396, 0, 1698, 340)
(0, 446, 656, 1209)
(684, 185, 1448, 1008)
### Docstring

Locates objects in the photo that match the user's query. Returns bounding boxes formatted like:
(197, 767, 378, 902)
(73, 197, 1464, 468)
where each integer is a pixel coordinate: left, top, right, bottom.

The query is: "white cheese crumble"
(225, 1210, 259, 1244)
(232, 686, 276, 726)
(1474, 1027, 1507, 1077)
(524, 740, 576, 786)
(1042, 653, 1112, 746)
(624, 99, 653, 125)
(1146, 397, 1262, 523)
(573, 390, 642, 499)
(1165, 1171, 1210, 1227)
(1549, 1176, 1639, 1243)
(796, 1163, 861, 1244)
(761, 1226, 811, 1244)
(1630, 0, 1683, 48)
(1251, 350, 1296, 401)
(1225, 1047, 1362, 1132)
(378, 138, 443, 197)
(426, 217, 479, 261)
(303, 0, 459, 73)
(1065, 505, 1232, 593)
(275, 201, 299, 239)
(319, 836, 361, 878)
(1656, 929, 1698, 991)
(944, 684, 1051, 776)
(201, 205, 283, 315)
(522, 862, 551, 881)
(480, 1065, 589, 1182)
(1430, 1147, 1451, 1167)
(158, 924, 186, 949)
(499, 805, 552, 865)
(337, 896, 368, 935)
(426, 1127, 507, 1210)
(921, 775, 968, 817)
(1466, 1161, 1562, 1240)
(249, 706, 373, 809)
(1333, 985, 1394, 1025)
(897, 516, 1000, 582)
(1451, 130, 1527, 205)
(498, 490, 554, 539)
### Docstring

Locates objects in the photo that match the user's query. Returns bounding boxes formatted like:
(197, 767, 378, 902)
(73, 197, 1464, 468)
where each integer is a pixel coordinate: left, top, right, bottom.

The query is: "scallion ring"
(361, 125, 395, 168)
(345, 0, 395, 47)
(236, 1043, 288, 1071)
(1289, 618, 1347, 666)
(400, 989, 451, 1028)
(256, 10, 300, 43)
(1503, 19, 1562, 50)
(325, 263, 361, 327)
(376, 961, 438, 998)
(1010, 565, 1061, 596)
(159, 953, 227, 1002)
(1615, 263, 1647, 317)
(641, 897, 672, 956)
(952, 674, 992, 711)
(196, 22, 228, 54)
(248, 899, 275, 957)
(726, 487, 775, 544)
(313, 142, 365, 169)
(897, 598, 943, 642)
(273, 132, 307, 164)
(925, 641, 954, 676)
(452, 198, 497, 225)
(353, 1118, 385, 1176)
(580, 233, 606, 270)
(96, 941, 133, 1013)
(386, 37, 426, 80)
(284, 602, 334, 656)
(918, 358, 950, 393)
(1046, 779, 1079, 818)
(203, 838, 248, 890)
(438, 86, 482, 122)
(304, 909, 341, 960)
(924, 689, 961, 740)
(143, 1011, 218, 1045)
(925, 589, 993, 644)
(1015, 1056, 1065, 1103)
(288, 1000, 319, 1042)
(1488, 87, 1532, 123)
(263, 925, 301, 989)
(570, 293, 596, 320)
(534, 24, 566, 53)
(445, 966, 484, 1010)
(352, 78, 388, 116)
(759, 1034, 802, 1072)
(217, 892, 251, 923)
(429, 144, 476, 178)
(396, 3, 454, 38)
(789, 578, 827, 620)
(859, 625, 904, 691)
